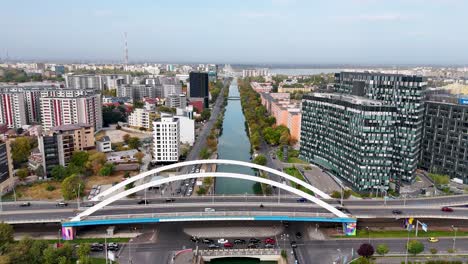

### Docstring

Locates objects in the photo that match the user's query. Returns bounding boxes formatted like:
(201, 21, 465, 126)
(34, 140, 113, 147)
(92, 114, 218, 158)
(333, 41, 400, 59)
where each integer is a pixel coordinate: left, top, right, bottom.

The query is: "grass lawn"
(283, 167, 314, 195)
(12, 181, 63, 200)
(334, 229, 468, 238)
(91, 257, 119, 264)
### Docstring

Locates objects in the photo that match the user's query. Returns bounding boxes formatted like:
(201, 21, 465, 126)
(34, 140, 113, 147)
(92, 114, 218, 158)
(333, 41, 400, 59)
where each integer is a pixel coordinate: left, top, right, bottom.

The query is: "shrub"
(429, 248, 437, 254)
(357, 243, 374, 258)
(376, 244, 389, 256)
(46, 184, 56, 192)
(407, 240, 424, 255)
(281, 249, 287, 259)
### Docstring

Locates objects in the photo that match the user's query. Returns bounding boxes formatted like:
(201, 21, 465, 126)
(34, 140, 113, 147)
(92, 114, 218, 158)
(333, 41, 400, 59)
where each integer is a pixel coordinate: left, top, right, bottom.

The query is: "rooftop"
(309, 93, 388, 107)
(51, 123, 92, 132)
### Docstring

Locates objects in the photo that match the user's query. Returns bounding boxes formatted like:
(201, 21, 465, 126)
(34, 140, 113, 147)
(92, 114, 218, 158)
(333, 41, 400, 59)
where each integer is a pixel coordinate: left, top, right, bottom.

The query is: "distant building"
(51, 123, 95, 150)
(189, 72, 209, 108)
(0, 141, 14, 195)
(300, 93, 397, 191)
(96, 136, 112, 153)
(251, 82, 273, 93)
(153, 114, 180, 163)
(242, 68, 269, 78)
(39, 90, 102, 132)
(65, 74, 104, 90)
(128, 108, 154, 129)
(420, 93, 468, 183)
(176, 115, 195, 146)
(176, 105, 194, 119)
(0, 92, 28, 128)
(260, 93, 301, 141)
(165, 94, 187, 108)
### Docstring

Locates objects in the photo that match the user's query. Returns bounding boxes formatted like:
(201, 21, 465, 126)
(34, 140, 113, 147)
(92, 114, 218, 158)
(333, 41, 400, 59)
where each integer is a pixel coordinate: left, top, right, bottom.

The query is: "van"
(204, 208, 215, 212)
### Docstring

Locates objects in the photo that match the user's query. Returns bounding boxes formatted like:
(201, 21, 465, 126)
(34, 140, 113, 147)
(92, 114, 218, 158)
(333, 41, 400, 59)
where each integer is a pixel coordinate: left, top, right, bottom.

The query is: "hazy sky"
(1, 0, 467, 65)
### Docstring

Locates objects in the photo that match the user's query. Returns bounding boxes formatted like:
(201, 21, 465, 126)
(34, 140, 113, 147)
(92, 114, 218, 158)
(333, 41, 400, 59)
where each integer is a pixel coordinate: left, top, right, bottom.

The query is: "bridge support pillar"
(342, 222, 357, 236)
(61, 226, 76, 240)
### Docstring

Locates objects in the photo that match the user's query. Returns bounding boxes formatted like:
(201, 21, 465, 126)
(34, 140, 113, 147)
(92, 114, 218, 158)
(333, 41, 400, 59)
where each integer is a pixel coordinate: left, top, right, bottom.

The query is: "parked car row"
(191, 236, 277, 249)
(177, 165, 200, 196)
(90, 242, 119, 252)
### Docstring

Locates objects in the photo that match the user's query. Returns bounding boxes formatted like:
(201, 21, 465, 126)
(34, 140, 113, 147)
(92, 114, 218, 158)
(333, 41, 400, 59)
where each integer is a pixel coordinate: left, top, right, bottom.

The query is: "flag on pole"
(421, 222, 428, 232)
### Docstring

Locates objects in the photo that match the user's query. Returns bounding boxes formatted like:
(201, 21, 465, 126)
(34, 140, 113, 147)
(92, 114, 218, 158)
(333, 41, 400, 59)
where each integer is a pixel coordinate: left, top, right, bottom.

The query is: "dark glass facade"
(300, 93, 397, 191)
(420, 94, 468, 183)
(0, 143, 9, 184)
(334, 72, 426, 185)
(189, 72, 209, 108)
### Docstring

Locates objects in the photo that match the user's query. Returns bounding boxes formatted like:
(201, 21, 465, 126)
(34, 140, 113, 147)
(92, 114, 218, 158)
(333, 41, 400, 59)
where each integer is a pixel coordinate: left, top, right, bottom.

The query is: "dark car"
(190, 236, 199, 242)
(295, 232, 302, 239)
(392, 209, 402, 215)
(208, 244, 220, 249)
(249, 238, 261, 244)
(283, 221, 289, 228)
(137, 199, 150, 204)
(165, 198, 176, 203)
(56, 201, 68, 207)
(84, 203, 95, 207)
(108, 243, 119, 251)
(234, 239, 246, 244)
(291, 241, 297, 248)
(20, 202, 31, 207)
(202, 238, 214, 244)
(247, 243, 258, 249)
(90, 243, 104, 251)
(297, 198, 307, 203)
(441, 207, 454, 212)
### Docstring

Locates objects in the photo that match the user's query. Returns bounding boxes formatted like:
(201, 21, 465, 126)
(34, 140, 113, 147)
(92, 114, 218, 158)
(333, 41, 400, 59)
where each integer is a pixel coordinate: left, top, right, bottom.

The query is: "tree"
(61, 174, 84, 200)
(11, 137, 32, 167)
(34, 165, 44, 177)
(43, 247, 58, 264)
(407, 239, 424, 255)
(0, 223, 13, 253)
(253, 154, 267, 166)
(0, 255, 10, 264)
(279, 130, 290, 146)
(201, 109, 211, 121)
(51, 165, 67, 181)
(133, 101, 144, 108)
(353, 257, 374, 264)
(122, 133, 131, 144)
(200, 147, 211, 159)
(128, 137, 141, 149)
(357, 243, 374, 258)
(376, 244, 389, 256)
(77, 243, 91, 264)
(70, 151, 89, 167)
(203, 177, 213, 186)
(86, 152, 107, 175)
(16, 168, 29, 180)
(99, 163, 114, 176)
(135, 152, 145, 164)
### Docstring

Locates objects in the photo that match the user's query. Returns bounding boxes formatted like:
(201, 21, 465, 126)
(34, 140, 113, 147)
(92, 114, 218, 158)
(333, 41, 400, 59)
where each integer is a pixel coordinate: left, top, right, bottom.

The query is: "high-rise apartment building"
(40, 92, 102, 132)
(0, 141, 14, 195)
(0, 92, 27, 128)
(333, 72, 426, 185)
(420, 93, 468, 183)
(165, 94, 187, 108)
(128, 108, 154, 129)
(300, 93, 397, 191)
(153, 114, 180, 163)
(189, 72, 209, 108)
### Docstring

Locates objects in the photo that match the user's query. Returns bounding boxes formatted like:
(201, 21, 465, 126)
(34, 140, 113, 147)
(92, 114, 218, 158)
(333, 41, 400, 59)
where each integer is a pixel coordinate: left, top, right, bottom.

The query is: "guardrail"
(356, 214, 468, 220)
(3, 218, 63, 224)
(199, 248, 280, 257)
(85, 211, 338, 221)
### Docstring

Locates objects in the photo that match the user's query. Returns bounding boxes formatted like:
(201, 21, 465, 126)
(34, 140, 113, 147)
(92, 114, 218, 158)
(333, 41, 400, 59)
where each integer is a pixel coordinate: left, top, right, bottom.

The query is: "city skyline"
(1, 0, 467, 65)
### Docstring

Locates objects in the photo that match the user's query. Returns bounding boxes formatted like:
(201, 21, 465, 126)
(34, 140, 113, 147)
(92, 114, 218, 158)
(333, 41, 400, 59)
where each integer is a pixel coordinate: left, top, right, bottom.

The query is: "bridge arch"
(93, 159, 331, 201)
(72, 172, 348, 222)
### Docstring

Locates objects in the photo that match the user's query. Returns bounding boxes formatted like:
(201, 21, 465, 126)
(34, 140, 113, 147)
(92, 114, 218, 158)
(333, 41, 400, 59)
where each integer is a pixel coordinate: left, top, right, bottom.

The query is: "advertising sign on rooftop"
(459, 98, 468, 105)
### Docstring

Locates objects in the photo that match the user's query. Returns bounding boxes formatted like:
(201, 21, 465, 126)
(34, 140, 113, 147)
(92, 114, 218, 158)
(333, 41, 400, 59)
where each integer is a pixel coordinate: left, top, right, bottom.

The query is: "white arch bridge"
(61, 160, 357, 239)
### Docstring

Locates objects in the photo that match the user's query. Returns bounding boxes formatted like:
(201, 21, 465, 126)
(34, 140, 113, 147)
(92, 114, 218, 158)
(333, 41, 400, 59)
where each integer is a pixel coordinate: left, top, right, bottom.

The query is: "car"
(208, 244, 220, 249)
(90, 243, 104, 251)
(249, 238, 261, 244)
(428, 237, 439, 243)
(247, 243, 258, 249)
(108, 243, 119, 251)
(295, 232, 302, 239)
(234, 239, 246, 244)
(392, 209, 402, 215)
(205, 208, 216, 212)
(84, 202, 95, 207)
(190, 236, 199, 242)
(265, 238, 276, 244)
(20, 202, 31, 207)
(56, 201, 68, 207)
(283, 221, 289, 228)
(165, 198, 176, 203)
(202, 238, 213, 244)
(290, 241, 297, 248)
(224, 242, 234, 248)
(137, 199, 149, 204)
(265, 243, 275, 248)
(297, 198, 307, 203)
(272, 155, 276, 159)
(441, 207, 453, 212)
(217, 238, 228, 244)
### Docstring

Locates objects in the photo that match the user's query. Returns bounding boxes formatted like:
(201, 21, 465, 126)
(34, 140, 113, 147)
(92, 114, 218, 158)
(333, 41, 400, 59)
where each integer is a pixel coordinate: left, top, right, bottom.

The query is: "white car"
(217, 238, 228, 244)
(205, 208, 215, 212)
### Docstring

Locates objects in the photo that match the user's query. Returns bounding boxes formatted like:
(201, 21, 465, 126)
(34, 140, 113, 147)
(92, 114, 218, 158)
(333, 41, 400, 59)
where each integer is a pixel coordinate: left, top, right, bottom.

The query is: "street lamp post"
(366, 227, 370, 244)
(340, 185, 344, 207)
(451, 225, 457, 252)
(76, 183, 81, 209)
(337, 248, 342, 264)
(405, 228, 410, 264)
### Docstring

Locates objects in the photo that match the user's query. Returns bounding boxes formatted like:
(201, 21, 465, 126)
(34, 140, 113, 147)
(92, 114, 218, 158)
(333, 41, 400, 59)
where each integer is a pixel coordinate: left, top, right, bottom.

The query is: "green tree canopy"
(51, 165, 67, 181)
(16, 168, 29, 180)
(99, 163, 115, 176)
(201, 109, 211, 121)
(61, 174, 84, 200)
(128, 137, 141, 149)
(253, 154, 267, 166)
(0, 223, 13, 254)
(407, 239, 424, 255)
(376, 244, 389, 256)
(70, 151, 89, 167)
(11, 137, 32, 167)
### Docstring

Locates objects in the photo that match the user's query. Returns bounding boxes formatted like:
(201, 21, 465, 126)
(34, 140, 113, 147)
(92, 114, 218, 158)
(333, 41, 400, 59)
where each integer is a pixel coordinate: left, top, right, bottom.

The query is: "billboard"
(343, 222, 357, 236)
(459, 98, 468, 105)
(61, 227, 75, 240)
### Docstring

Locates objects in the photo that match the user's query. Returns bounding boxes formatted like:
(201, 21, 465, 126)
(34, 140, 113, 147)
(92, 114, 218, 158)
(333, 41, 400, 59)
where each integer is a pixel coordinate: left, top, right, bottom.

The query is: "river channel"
(215, 78, 255, 195)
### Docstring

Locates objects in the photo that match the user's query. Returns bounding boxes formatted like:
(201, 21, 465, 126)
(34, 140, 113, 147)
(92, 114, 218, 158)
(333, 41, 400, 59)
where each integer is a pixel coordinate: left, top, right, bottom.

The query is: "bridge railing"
(84, 211, 337, 221)
(199, 248, 280, 256)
